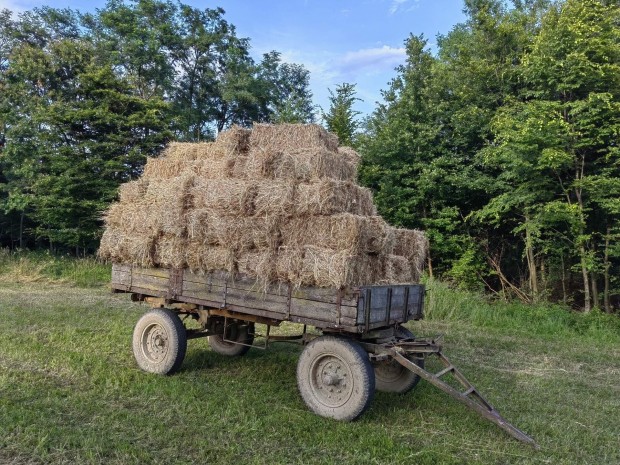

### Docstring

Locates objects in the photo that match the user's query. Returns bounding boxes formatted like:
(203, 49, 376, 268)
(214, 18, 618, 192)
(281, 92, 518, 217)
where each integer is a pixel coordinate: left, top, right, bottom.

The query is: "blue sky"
(0, 0, 467, 117)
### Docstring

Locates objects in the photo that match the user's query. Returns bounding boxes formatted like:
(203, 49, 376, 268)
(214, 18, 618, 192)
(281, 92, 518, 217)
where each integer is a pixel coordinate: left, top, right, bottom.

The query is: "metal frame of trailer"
(111, 263, 537, 447)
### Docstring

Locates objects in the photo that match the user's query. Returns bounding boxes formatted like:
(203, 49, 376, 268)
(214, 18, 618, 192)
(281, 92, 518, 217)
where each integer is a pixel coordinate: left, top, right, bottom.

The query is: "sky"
(0, 0, 467, 117)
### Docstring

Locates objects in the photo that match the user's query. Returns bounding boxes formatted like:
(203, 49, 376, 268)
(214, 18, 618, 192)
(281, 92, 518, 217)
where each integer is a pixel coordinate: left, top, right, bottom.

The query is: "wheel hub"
(141, 323, 169, 363)
(310, 355, 353, 408)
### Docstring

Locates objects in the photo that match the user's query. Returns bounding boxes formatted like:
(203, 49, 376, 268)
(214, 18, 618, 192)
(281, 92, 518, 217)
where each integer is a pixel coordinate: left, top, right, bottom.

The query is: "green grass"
(0, 249, 111, 287)
(0, 275, 619, 464)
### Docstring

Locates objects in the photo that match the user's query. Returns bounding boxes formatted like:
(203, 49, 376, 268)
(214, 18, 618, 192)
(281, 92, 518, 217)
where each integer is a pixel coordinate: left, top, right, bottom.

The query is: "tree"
(480, 0, 620, 310)
(322, 83, 361, 146)
(257, 51, 315, 124)
(0, 9, 171, 251)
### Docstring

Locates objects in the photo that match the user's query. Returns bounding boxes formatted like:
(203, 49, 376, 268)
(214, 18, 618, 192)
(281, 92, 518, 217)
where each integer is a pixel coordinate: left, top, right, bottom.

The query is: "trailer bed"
(111, 263, 424, 332)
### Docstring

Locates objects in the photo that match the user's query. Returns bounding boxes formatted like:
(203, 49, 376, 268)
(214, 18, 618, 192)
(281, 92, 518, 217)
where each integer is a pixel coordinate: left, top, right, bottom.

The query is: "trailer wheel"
(297, 335, 374, 421)
(132, 308, 187, 375)
(373, 326, 424, 394)
(208, 320, 255, 356)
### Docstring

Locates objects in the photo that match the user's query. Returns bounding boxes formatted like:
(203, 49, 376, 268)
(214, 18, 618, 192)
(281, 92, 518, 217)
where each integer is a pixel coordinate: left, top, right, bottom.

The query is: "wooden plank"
(224, 290, 289, 314)
(129, 281, 168, 293)
(129, 286, 167, 298)
(182, 280, 226, 294)
(183, 269, 358, 307)
(132, 267, 170, 279)
(131, 275, 169, 292)
(290, 298, 336, 321)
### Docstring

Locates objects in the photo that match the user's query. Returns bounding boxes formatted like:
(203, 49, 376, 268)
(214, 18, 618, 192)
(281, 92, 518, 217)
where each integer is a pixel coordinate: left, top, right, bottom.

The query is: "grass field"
(0, 255, 619, 464)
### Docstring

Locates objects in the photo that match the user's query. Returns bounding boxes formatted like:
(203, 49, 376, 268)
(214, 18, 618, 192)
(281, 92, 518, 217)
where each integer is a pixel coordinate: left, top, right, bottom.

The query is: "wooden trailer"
(111, 263, 537, 446)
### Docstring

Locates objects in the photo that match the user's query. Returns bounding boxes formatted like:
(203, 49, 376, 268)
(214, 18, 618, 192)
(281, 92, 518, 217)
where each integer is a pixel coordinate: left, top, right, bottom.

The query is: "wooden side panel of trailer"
(111, 264, 424, 332)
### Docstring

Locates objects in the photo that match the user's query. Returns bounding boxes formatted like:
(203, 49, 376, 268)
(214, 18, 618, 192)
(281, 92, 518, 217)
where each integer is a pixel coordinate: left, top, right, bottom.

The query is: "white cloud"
(388, 0, 420, 15)
(339, 45, 406, 76)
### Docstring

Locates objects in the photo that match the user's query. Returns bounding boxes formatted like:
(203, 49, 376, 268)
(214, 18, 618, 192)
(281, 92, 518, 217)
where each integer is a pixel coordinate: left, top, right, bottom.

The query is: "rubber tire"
(208, 321, 255, 356)
(373, 326, 424, 394)
(132, 308, 187, 375)
(297, 335, 375, 421)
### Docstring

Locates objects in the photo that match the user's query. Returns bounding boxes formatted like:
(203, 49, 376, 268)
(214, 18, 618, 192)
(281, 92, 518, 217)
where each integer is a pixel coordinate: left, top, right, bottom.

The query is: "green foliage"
(360, 0, 620, 310)
(0, 1, 315, 252)
(322, 82, 361, 146)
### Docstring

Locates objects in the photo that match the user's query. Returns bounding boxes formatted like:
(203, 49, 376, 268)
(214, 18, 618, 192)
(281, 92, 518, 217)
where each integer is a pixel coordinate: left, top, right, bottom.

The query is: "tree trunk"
(524, 218, 538, 302)
(19, 211, 24, 249)
(580, 244, 591, 312)
(427, 254, 434, 279)
(560, 252, 567, 304)
(591, 273, 599, 310)
(603, 227, 611, 313)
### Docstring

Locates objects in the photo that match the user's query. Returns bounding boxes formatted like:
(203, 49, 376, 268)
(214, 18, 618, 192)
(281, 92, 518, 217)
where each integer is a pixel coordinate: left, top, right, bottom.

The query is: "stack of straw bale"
(100, 124, 427, 289)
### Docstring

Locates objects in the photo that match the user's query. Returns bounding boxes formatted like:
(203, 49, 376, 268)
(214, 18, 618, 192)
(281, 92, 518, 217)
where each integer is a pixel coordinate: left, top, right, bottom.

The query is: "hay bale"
(103, 201, 161, 235)
(185, 243, 235, 273)
(162, 142, 213, 161)
(118, 179, 148, 203)
(254, 181, 296, 216)
(153, 234, 187, 269)
(250, 123, 339, 154)
(375, 255, 412, 284)
(274, 246, 305, 284)
(295, 180, 376, 216)
(143, 175, 195, 237)
(187, 211, 282, 251)
(142, 142, 216, 180)
(299, 246, 374, 289)
(281, 214, 392, 254)
(212, 125, 251, 157)
(338, 146, 361, 170)
(239, 148, 356, 182)
(189, 157, 238, 179)
(392, 228, 428, 281)
(237, 249, 276, 283)
(98, 228, 156, 267)
(191, 179, 256, 215)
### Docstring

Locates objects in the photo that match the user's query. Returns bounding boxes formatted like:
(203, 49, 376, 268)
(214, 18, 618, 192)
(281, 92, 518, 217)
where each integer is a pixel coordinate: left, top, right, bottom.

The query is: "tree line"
(359, 0, 620, 312)
(0, 0, 314, 253)
(1, 0, 618, 312)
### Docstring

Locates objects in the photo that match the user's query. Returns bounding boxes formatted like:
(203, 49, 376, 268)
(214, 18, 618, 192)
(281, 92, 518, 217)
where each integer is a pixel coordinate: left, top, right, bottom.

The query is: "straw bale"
(392, 228, 428, 281)
(98, 228, 156, 267)
(295, 180, 376, 216)
(153, 234, 187, 269)
(161, 142, 213, 161)
(237, 249, 276, 282)
(191, 179, 256, 215)
(274, 246, 305, 284)
(338, 146, 361, 170)
(185, 243, 235, 273)
(211, 125, 251, 157)
(281, 214, 392, 255)
(103, 201, 161, 234)
(239, 148, 356, 182)
(118, 179, 148, 203)
(250, 123, 339, 154)
(142, 153, 195, 181)
(299, 246, 375, 289)
(254, 181, 296, 216)
(187, 210, 282, 251)
(375, 254, 412, 284)
(187, 156, 237, 179)
(143, 175, 195, 236)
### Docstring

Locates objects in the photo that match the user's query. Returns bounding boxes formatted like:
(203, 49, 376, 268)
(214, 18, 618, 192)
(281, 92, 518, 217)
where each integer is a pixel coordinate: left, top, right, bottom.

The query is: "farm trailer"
(111, 263, 536, 446)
